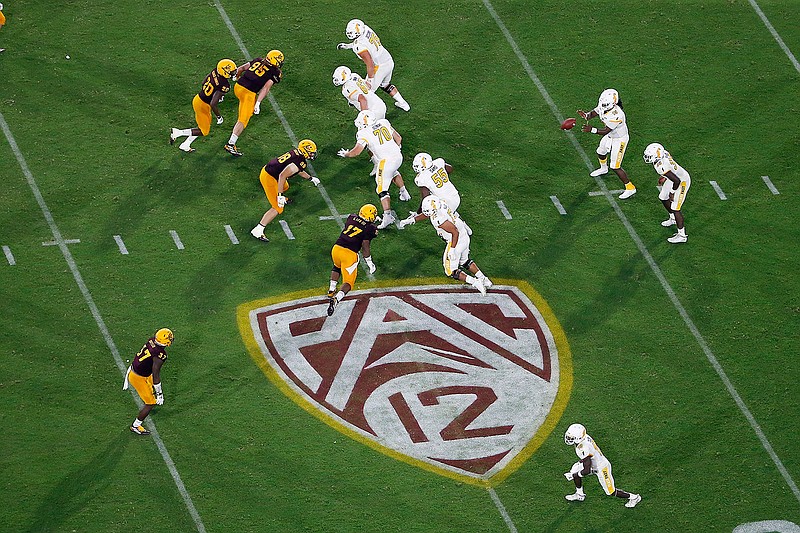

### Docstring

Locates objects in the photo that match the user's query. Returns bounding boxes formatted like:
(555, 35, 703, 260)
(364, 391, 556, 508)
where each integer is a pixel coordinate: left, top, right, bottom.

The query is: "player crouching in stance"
(251, 140, 320, 243)
(563, 423, 641, 508)
(421, 195, 491, 295)
(123, 328, 173, 436)
(578, 88, 636, 199)
(170, 59, 235, 153)
(327, 204, 379, 316)
(644, 143, 691, 243)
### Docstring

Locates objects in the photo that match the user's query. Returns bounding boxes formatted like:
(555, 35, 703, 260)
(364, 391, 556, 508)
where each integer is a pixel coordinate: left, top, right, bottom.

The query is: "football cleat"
(250, 228, 269, 243)
(565, 492, 585, 502)
(469, 278, 487, 295)
(482, 276, 494, 288)
(395, 100, 411, 112)
(661, 216, 676, 227)
(619, 188, 637, 200)
(224, 143, 243, 157)
(589, 166, 608, 177)
(668, 233, 687, 244)
(169, 128, 178, 145)
(130, 425, 150, 436)
(376, 210, 396, 229)
(327, 297, 338, 316)
(327, 290, 335, 298)
(179, 146, 196, 153)
(625, 494, 642, 508)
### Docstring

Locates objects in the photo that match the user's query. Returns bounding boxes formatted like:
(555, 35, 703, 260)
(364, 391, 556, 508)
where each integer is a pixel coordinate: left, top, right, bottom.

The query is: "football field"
(2, 1, 799, 532)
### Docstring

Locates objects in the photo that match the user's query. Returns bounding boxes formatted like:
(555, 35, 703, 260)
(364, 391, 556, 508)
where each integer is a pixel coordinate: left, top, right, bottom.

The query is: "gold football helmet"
(155, 328, 174, 347)
(358, 204, 378, 223)
(266, 50, 284, 68)
(297, 139, 317, 160)
(216, 58, 236, 78)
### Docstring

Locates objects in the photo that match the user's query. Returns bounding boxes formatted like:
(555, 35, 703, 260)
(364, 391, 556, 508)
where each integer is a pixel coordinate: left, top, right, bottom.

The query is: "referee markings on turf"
(279, 220, 295, 240)
(762, 175, 780, 195)
(2, 245, 15, 265)
(170, 230, 185, 250)
(748, 0, 800, 75)
(0, 110, 207, 533)
(483, 0, 800, 508)
(709, 181, 728, 200)
(213, 1, 375, 281)
(224, 224, 240, 244)
(496, 200, 513, 220)
(549, 195, 567, 215)
(113, 235, 129, 255)
(43, 238, 80, 246)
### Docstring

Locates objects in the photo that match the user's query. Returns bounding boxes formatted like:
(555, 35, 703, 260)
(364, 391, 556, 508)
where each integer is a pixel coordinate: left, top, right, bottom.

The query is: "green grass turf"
(1, 0, 799, 531)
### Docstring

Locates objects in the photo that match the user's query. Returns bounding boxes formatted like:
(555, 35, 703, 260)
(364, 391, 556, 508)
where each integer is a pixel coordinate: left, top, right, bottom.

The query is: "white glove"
(337, 148, 349, 158)
(337, 42, 353, 50)
(564, 471, 574, 481)
(154, 383, 164, 405)
(216, 115, 224, 125)
(397, 216, 416, 229)
(219, 95, 224, 103)
(364, 256, 376, 274)
(277, 194, 286, 208)
(230, 75, 237, 82)
(310, 177, 320, 187)
(253, 102, 261, 115)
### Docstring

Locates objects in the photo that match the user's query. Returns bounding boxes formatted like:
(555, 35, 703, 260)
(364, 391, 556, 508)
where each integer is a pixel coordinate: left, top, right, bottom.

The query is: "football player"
(578, 89, 636, 199)
(224, 50, 284, 157)
(332, 65, 387, 120)
(169, 59, 235, 153)
(337, 19, 410, 112)
(421, 195, 492, 294)
(326, 204, 379, 317)
(250, 139, 320, 243)
(644, 143, 692, 243)
(337, 110, 411, 229)
(563, 423, 641, 508)
(123, 328, 174, 436)
(398, 152, 462, 229)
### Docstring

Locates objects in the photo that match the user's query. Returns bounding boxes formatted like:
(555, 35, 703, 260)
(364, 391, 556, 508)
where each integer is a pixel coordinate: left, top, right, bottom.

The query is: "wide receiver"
(123, 328, 174, 436)
(563, 423, 641, 508)
(644, 142, 692, 243)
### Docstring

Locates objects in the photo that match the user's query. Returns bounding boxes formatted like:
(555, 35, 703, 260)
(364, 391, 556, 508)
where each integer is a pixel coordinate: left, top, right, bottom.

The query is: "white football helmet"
(346, 19, 365, 40)
(597, 88, 619, 112)
(643, 142, 666, 164)
(354, 110, 375, 130)
(421, 194, 444, 217)
(332, 66, 351, 87)
(564, 423, 587, 446)
(413, 152, 432, 173)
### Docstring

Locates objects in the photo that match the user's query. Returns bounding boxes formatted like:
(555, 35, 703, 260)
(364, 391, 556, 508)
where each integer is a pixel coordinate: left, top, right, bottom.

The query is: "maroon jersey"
(132, 338, 167, 377)
(265, 149, 308, 178)
(197, 68, 230, 104)
(335, 214, 377, 252)
(237, 58, 282, 93)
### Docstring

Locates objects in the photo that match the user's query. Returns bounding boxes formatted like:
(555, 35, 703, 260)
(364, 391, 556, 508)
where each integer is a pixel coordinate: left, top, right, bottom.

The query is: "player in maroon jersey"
(123, 328, 173, 435)
(327, 204, 378, 316)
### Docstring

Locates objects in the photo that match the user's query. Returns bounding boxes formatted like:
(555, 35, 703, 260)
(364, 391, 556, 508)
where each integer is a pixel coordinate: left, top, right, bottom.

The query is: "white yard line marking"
(2, 245, 16, 266)
(549, 195, 567, 215)
(488, 488, 518, 533)
(483, 0, 800, 507)
(224, 224, 240, 244)
(319, 214, 350, 221)
(0, 110, 207, 533)
(748, 0, 800, 74)
(43, 238, 80, 246)
(170, 230, 185, 250)
(709, 181, 728, 200)
(589, 189, 625, 197)
(279, 220, 295, 240)
(213, 1, 375, 280)
(113, 235, 129, 255)
(762, 175, 780, 195)
(496, 200, 513, 220)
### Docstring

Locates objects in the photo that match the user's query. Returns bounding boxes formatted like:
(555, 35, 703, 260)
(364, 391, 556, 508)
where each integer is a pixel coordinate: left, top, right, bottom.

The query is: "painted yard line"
(709, 181, 728, 200)
(170, 230, 185, 250)
(213, 1, 376, 280)
(549, 195, 567, 215)
(43, 238, 80, 246)
(0, 110, 207, 532)
(588, 189, 625, 197)
(319, 214, 350, 221)
(488, 488, 518, 533)
(496, 200, 513, 220)
(279, 220, 295, 240)
(113, 235, 129, 255)
(483, 0, 800, 506)
(2, 245, 15, 265)
(748, 0, 800, 75)
(762, 175, 781, 195)
(224, 224, 240, 244)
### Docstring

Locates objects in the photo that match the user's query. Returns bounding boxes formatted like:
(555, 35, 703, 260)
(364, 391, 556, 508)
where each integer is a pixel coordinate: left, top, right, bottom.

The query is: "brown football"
(560, 118, 577, 130)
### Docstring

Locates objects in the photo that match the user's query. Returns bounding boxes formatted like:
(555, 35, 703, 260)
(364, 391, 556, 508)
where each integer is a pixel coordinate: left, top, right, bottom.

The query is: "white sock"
(132, 419, 143, 427)
(476, 271, 486, 280)
(576, 487, 585, 496)
(180, 136, 197, 150)
(678, 228, 686, 236)
(179, 128, 192, 137)
(465, 274, 477, 284)
(251, 223, 265, 236)
(335, 290, 345, 302)
(228, 133, 238, 145)
(393, 91, 407, 104)
(328, 280, 337, 292)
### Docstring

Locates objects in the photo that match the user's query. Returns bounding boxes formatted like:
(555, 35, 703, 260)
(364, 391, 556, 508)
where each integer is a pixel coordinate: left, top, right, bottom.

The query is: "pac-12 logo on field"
(238, 279, 572, 487)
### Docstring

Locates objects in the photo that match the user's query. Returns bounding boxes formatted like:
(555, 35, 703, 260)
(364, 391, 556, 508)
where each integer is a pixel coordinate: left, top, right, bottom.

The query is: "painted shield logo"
(238, 280, 572, 487)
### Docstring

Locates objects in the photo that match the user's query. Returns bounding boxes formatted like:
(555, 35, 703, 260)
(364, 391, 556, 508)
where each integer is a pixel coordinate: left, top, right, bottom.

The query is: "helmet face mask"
(354, 110, 375, 130)
(298, 139, 317, 160)
(421, 195, 441, 218)
(413, 152, 432, 173)
(358, 203, 377, 222)
(643, 142, 665, 164)
(333, 66, 351, 87)
(216, 58, 236, 79)
(346, 19, 364, 40)
(266, 49, 284, 68)
(564, 423, 587, 445)
(155, 328, 174, 347)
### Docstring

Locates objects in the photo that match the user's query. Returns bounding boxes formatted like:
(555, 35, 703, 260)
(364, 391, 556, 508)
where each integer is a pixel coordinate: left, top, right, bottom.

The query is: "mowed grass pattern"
(1, 1, 799, 532)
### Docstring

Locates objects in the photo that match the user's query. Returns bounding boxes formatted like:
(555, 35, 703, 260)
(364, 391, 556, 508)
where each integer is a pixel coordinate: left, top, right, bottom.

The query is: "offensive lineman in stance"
(123, 328, 174, 436)
(563, 423, 641, 508)
(327, 204, 378, 317)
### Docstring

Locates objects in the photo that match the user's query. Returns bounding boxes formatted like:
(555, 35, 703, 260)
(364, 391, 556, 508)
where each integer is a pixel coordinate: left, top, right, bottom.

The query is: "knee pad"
(459, 259, 474, 271)
(381, 84, 396, 94)
(378, 190, 390, 199)
(332, 266, 342, 274)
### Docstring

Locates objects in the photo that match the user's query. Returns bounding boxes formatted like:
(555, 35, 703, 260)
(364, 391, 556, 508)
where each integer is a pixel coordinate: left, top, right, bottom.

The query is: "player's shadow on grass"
(23, 431, 130, 533)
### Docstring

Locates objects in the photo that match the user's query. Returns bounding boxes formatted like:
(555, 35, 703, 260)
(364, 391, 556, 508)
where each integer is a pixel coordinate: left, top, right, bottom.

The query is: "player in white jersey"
(398, 152, 462, 229)
(337, 110, 411, 229)
(421, 195, 492, 294)
(337, 19, 410, 112)
(578, 89, 636, 199)
(644, 143, 692, 243)
(332, 66, 387, 120)
(563, 423, 641, 508)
